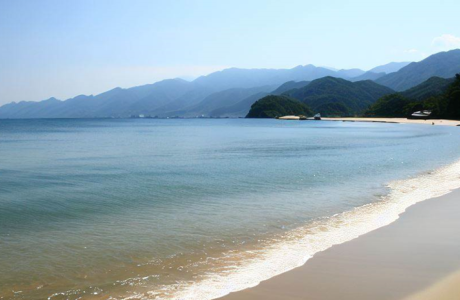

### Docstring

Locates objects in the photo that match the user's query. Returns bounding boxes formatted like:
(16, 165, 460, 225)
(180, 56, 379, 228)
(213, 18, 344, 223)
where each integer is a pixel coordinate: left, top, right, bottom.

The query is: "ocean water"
(1, 118, 460, 300)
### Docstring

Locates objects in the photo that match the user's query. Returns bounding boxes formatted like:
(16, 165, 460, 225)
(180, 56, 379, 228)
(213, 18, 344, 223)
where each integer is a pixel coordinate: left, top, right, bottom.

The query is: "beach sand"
(219, 189, 460, 300)
(403, 270, 460, 300)
(322, 117, 460, 126)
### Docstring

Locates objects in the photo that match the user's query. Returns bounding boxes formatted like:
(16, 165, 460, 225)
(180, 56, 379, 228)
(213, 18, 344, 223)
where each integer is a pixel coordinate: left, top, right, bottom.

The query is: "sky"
(1, 0, 460, 105)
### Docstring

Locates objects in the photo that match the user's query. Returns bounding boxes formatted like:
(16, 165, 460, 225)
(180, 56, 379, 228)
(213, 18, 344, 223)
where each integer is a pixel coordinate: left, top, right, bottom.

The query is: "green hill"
(364, 94, 413, 118)
(376, 49, 460, 91)
(246, 95, 313, 118)
(365, 74, 460, 119)
(283, 77, 394, 116)
(401, 76, 454, 101)
(444, 75, 460, 120)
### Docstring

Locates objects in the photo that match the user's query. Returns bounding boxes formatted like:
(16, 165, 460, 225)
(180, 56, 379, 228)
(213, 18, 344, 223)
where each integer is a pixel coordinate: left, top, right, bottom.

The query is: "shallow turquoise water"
(1, 119, 459, 299)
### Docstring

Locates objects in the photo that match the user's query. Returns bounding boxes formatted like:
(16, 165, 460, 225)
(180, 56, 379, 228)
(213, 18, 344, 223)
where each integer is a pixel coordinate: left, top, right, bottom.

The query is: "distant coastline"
(2, 116, 459, 127)
(1, 50, 459, 120)
(322, 117, 460, 126)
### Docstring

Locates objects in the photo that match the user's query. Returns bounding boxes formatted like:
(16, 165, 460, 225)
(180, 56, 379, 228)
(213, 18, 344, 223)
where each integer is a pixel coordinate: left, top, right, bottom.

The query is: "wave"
(117, 158, 460, 300)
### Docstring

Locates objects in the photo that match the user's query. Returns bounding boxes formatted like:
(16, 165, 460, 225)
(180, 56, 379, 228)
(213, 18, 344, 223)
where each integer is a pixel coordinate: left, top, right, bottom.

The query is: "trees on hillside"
(364, 74, 460, 120)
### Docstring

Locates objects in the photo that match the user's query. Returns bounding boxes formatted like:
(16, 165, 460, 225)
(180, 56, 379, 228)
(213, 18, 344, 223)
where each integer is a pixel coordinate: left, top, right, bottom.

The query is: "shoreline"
(219, 188, 460, 300)
(322, 117, 460, 126)
(164, 157, 460, 300)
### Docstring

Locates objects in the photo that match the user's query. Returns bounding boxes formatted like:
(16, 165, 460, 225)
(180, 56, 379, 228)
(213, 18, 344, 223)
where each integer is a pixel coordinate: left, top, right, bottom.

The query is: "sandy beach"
(219, 188, 460, 300)
(322, 117, 460, 126)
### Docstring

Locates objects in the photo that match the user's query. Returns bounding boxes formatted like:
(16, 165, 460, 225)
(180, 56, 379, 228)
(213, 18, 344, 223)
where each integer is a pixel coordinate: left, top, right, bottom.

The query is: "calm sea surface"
(1, 119, 460, 299)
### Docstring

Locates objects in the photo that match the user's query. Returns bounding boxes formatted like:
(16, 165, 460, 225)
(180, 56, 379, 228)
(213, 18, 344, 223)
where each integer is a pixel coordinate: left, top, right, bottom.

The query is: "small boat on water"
(314, 113, 321, 120)
(410, 110, 432, 119)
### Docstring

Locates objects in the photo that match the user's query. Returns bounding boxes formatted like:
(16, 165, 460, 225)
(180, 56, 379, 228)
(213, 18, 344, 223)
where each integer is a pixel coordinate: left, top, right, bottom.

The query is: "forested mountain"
(282, 77, 394, 116)
(365, 75, 460, 119)
(401, 77, 454, 101)
(376, 49, 460, 91)
(246, 95, 313, 118)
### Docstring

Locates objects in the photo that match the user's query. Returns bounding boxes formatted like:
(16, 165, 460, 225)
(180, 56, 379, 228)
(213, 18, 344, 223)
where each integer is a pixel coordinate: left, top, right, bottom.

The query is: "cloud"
(432, 34, 460, 51)
(401, 48, 428, 60)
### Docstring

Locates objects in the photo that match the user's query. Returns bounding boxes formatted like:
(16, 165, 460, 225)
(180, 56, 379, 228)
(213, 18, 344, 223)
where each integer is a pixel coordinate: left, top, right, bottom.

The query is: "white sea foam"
(124, 158, 460, 300)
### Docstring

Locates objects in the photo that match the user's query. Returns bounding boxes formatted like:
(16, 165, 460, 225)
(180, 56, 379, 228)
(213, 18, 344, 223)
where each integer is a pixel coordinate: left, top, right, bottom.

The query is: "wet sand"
(322, 117, 460, 126)
(219, 189, 460, 300)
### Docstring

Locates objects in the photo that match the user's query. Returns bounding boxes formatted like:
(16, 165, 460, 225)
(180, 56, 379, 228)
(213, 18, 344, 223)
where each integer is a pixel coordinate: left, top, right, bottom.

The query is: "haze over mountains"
(1, 49, 460, 119)
(375, 50, 460, 91)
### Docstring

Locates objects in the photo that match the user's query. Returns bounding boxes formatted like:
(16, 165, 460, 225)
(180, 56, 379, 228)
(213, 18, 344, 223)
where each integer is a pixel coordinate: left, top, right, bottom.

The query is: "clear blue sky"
(1, 0, 459, 105)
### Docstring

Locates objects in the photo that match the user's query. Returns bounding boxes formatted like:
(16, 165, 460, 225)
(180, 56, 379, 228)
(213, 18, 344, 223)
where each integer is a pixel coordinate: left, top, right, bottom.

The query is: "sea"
(1, 118, 460, 300)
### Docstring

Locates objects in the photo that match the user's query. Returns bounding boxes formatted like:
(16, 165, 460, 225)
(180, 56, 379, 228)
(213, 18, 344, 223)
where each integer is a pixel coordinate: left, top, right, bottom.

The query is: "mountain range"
(251, 74, 458, 119)
(401, 77, 455, 101)
(365, 74, 460, 119)
(1, 49, 459, 119)
(375, 50, 460, 91)
(282, 77, 394, 116)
